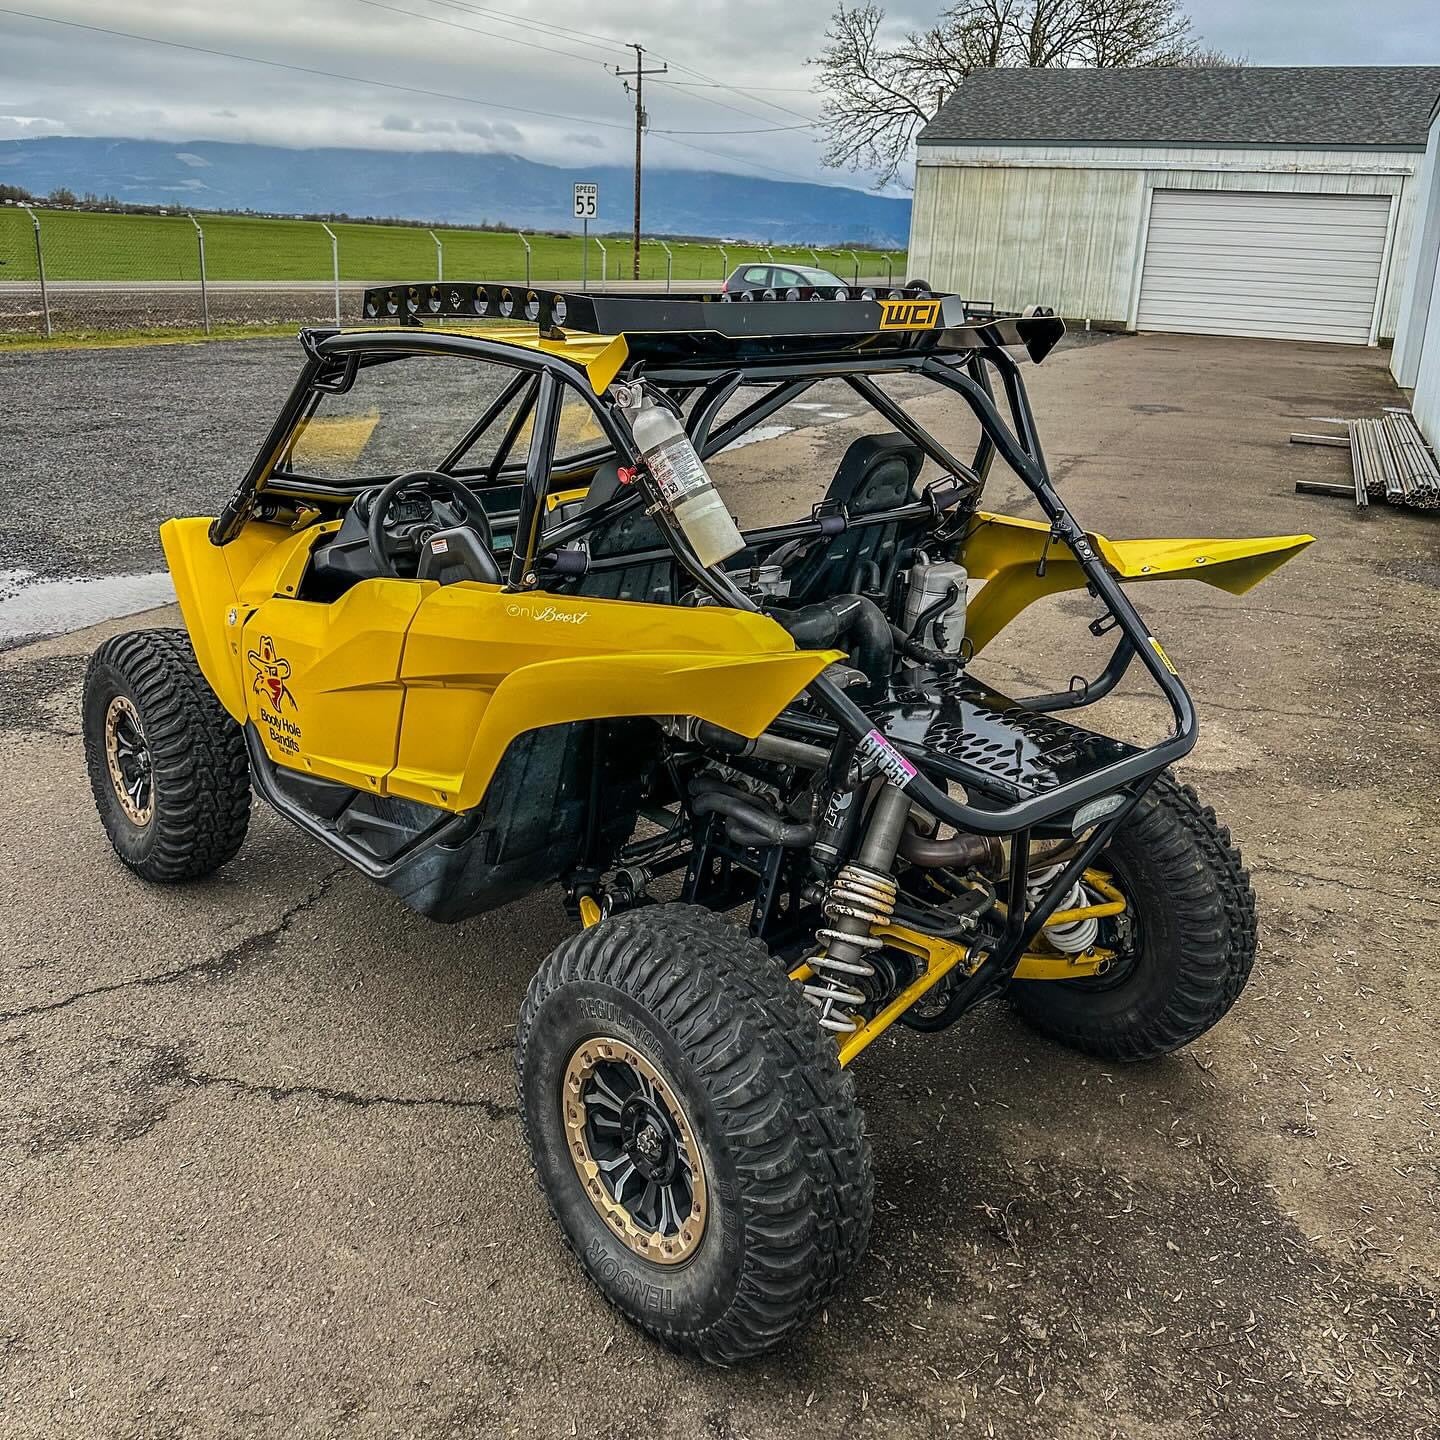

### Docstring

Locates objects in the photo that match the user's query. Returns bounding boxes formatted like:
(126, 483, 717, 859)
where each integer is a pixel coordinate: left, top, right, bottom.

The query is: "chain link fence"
(0, 204, 906, 341)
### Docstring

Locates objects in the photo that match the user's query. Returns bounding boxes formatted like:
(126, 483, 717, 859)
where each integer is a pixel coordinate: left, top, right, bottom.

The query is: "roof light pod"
(761, 287, 777, 301)
(524, 290, 540, 321)
(737, 290, 754, 302)
(364, 295, 379, 318)
(831, 286, 849, 301)
(427, 285, 443, 314)
(784, 286, 801, 301)
(860, 287, 877, 301)
(406, 286, 422, 315)
(551, 295, 568, 326)
(498, 287, 515, 318)
(384, 289, 400, 316)
(472, 288, 490, 317)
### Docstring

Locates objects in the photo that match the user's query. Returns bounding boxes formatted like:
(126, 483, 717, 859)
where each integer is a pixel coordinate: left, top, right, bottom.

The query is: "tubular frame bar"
(1014, 634, 1138, 713)
(685, 372, 745, 454)
(439, 368, 531, 474)
(700, 378, 818, 458)
(508, 371, 564, 587)
(844, 373, 981, 490)
(244, 726, 472, 879)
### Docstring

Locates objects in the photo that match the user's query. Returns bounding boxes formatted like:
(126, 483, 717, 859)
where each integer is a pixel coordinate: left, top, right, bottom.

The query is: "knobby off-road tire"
(83, 629, 251, 882)
(516, 903, 872, 1364)
(1011, 773, 1257, 1061)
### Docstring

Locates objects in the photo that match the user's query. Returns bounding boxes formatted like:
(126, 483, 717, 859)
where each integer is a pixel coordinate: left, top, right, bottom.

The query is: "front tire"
(83, 629, 251, 882)
(516, 903, 872, 1364)
(1010, 774, 1257, 1061)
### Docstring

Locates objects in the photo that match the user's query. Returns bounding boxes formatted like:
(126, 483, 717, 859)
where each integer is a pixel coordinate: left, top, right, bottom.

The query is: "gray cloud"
(0, 0, 1434, 196)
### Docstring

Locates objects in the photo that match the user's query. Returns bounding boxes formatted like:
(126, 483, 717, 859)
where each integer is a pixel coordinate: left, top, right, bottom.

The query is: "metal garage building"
(908, 67, 1440, 345)
(1391, 94, 1440, 443)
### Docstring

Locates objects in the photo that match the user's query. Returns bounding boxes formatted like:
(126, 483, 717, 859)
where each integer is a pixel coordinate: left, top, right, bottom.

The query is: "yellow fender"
(959, 512, 1314, 656)
(389, 587, 841, 809)
(161, 518, 842, 810)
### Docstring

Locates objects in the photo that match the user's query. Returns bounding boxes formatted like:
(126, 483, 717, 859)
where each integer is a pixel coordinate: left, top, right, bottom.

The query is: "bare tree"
(812, 0, 1238, 185)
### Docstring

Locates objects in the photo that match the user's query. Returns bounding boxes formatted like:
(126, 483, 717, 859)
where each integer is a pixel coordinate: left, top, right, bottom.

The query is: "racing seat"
(781, 432, 925, 603)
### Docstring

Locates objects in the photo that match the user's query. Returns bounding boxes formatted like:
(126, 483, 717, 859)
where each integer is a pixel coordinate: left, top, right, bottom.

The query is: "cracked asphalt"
(2, 333, 1438, 1439)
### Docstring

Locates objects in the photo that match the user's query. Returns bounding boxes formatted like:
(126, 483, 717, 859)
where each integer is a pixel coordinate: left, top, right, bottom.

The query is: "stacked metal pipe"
(1346, 412, 1440, 511)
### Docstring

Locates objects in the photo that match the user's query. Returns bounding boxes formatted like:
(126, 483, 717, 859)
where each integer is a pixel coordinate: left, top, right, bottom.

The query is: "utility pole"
(614, 43, 666, 280)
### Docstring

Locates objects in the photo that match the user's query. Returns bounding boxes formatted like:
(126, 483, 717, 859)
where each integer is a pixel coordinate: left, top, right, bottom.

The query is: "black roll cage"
(209, 312, 1196, 917)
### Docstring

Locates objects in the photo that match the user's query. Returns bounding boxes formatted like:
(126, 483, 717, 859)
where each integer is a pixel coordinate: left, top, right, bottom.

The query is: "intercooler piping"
(767, 594, 892, 702)
(689, 777, 816, 848)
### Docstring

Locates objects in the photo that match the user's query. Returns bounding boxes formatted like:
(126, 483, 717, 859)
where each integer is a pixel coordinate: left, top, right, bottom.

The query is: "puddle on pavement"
(0, 568, 176, 645)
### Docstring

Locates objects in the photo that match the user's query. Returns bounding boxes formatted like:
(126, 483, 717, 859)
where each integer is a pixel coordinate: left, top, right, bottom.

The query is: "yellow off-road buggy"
(83, 281, 1311, 1362)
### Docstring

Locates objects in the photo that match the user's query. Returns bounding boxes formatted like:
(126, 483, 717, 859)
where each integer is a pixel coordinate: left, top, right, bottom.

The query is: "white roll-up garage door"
(1137, 189, 1391, 344)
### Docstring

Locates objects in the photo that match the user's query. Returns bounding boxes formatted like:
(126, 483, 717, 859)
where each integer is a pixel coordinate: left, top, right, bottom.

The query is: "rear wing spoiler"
(357, 282, 1067, 364)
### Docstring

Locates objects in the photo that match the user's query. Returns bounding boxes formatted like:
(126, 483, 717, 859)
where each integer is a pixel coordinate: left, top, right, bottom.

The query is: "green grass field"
(0, 206, 905, 287)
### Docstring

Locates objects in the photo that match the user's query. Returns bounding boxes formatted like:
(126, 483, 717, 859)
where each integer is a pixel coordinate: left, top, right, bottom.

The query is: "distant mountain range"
(0, 137, 910, 246)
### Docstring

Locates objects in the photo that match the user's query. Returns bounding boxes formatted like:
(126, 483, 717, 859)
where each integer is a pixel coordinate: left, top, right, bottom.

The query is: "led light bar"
(354, 282, 1064, 362)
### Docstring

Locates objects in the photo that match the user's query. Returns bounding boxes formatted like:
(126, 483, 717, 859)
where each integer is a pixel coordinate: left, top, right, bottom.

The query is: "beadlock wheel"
(83, 629, 252, 882)
(562, 1037, 707, 1265)
(103, 694, 153, 826)
(516, 903, 872, 1363)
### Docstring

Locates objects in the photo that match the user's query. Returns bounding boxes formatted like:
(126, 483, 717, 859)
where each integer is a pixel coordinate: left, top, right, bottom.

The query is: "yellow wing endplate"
(959, 512, 1314, 656)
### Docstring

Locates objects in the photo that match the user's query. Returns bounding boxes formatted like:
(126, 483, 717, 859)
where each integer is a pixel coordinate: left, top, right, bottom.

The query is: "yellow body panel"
(242, 581, 433, 791)
(958, 512, 1314, 656)
(390, 585, 840, 808)
(163, 516, 837, 811)
(161, 517, 295, 721)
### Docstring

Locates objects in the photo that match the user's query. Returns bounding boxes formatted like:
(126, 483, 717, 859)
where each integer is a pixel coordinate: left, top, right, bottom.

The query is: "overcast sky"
(1, 0, 1437, 192)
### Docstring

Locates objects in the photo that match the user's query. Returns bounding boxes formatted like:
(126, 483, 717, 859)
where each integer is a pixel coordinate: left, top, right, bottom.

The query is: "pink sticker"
(858, 728, 917, 785)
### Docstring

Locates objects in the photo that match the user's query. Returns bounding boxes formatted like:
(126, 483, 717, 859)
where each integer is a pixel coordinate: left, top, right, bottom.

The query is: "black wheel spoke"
(570, 1041, 706, 1254)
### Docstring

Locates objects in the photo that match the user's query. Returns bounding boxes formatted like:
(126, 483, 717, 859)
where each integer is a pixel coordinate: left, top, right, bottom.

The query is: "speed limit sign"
(573, 182, 598, 219)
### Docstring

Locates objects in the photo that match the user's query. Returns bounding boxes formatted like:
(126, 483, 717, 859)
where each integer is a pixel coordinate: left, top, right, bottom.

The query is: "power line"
(650, 134, 827, 188)
(653, 123, 814, 136)
(0, 5, 836, 191)
(658, 82, 816, 93)
(345, 0, 619, 69)
(406, 0, 630, 63)
(418, 0, 633, 58)
(648, 77, 817, 130)
(372, 0, 820, 125)
(345, 0, 818, 137)
(0, 7, 636, 132)
(650, 55, 819, 125)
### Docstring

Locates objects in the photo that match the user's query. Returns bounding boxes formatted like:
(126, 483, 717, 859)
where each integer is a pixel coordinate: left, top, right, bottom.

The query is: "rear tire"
(516, 903, 872, 1363)
(1010, 774, 1256, 1061)
(83, 629, 251, 882)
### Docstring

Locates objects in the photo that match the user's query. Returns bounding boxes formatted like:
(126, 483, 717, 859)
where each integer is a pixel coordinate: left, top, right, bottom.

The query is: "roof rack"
(358, 282, 1066, 364)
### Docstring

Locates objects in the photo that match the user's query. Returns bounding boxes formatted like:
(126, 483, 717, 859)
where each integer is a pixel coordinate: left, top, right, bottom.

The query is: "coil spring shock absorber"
(802, 863, 898, 1032)
(801, 783, 912, 1034)
(1028, 863, 1100, 953)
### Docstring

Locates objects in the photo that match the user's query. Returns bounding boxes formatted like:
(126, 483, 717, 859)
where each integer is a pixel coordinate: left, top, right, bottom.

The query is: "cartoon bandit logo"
(247, 635, 296, 710)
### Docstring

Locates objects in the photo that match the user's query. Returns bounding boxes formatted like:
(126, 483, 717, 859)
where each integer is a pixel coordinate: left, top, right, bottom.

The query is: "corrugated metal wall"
(1391, 115, 1440, 443)
(909, 144, 1421, 338)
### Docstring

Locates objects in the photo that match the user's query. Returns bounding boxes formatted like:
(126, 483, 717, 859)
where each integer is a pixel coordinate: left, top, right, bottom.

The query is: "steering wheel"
(364, 469, 494, 578)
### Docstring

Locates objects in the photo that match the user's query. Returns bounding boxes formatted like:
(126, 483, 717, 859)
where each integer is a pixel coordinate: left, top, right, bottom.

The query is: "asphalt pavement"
(2, 330, 1437, 1439)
